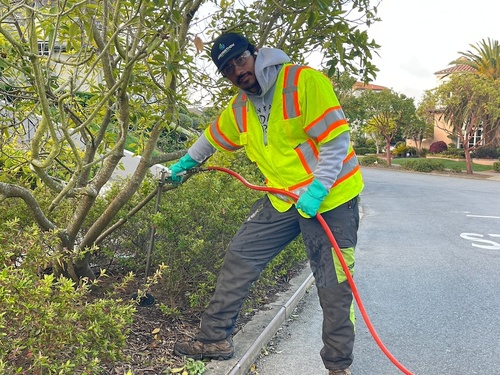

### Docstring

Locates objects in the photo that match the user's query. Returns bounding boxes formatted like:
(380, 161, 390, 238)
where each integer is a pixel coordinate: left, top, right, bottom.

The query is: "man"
(169, 32, 363, 375)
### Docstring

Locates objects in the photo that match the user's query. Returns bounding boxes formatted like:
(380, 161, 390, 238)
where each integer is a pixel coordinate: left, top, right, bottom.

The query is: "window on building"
(457, 122, 484, 149)
(37, 41, 50, 56)
(37, 41, 67, 56)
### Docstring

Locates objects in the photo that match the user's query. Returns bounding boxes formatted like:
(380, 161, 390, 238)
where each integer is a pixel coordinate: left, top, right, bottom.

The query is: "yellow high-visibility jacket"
(205, 64, 364, 213)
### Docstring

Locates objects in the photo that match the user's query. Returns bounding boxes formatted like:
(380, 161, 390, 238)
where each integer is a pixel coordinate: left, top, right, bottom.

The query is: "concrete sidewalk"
(476, 170, 500, 181)
(204, 265, 315, 375)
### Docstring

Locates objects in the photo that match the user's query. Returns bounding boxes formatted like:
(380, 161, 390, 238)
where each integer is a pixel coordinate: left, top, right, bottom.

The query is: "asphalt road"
(251, 168, 500, 375)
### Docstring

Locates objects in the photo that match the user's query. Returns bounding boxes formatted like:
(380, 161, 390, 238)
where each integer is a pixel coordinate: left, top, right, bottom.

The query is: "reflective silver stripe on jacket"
(294, 140, 318, 174)
(232, 92, 247, 133)
(209, 117, 242, 151)
(305, 107, 347, 141)
(334, 152, 360, 186)
(283, 65, 304, 119)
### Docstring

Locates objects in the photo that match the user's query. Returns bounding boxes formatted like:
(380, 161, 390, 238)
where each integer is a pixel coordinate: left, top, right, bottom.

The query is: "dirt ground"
(97, 267, 302, 375)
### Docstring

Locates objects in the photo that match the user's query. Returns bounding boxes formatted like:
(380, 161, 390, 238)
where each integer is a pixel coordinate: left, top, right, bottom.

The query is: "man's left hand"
(296, 179, 329, 217)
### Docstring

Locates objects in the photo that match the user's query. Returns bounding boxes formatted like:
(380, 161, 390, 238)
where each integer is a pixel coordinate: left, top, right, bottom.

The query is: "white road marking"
(460, 233, 500, 250)
(466, 215, 500, 219)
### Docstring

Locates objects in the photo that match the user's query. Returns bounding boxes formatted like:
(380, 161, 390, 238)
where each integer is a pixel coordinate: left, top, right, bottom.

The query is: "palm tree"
(450, 38, 500, 80)
(444, 38, 500, 171)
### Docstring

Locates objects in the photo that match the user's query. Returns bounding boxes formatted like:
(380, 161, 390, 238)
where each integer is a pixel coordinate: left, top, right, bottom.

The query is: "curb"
(204, 265, 315, 375)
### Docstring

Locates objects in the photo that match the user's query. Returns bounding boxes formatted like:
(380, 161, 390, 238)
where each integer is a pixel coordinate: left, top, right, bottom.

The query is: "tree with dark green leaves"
(404, 114, 434, 154)
(357, 89, 417, 166)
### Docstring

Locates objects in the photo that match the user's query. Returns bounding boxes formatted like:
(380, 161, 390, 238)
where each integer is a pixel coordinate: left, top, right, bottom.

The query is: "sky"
(359, 0, 500, 103)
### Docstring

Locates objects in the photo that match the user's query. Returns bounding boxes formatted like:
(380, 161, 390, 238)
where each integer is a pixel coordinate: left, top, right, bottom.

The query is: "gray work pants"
(197, 195, 359, 370)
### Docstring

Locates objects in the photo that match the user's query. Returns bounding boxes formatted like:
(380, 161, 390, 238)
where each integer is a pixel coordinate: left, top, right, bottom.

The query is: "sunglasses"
(221, 50, 252, 77)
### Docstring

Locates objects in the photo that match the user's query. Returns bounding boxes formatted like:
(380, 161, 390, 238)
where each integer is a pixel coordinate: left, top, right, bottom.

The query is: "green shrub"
(0, 220, 136, 374)
(419, 148, 429, 157)
(150, 163, 261, 309)
(170, 358, 206, 375)
(471, 147, 500, 159)
(113, 151, 308, 312)
(493, 161, 500, 173)
(354, 147, 376, 155)
(442, 148, 465, 158)
(359, 155, 386, 166)
(392, 143, 409, 157)
(1, 149, 310, 373)
(403, 159, 445, 173)
(0, 268, 135, 374)
(450, 164, 463, 173)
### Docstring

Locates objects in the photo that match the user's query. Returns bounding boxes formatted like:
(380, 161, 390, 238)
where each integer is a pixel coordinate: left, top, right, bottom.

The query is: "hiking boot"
(173, 337, 234, 360)
(329, 368, 352, 375)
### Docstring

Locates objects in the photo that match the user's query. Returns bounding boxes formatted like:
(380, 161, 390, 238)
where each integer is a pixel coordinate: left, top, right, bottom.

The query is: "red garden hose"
(205, 166, 414, 375)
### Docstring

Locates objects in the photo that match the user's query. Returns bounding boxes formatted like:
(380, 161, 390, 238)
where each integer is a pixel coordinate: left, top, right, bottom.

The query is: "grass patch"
(390, 158, 493, 172)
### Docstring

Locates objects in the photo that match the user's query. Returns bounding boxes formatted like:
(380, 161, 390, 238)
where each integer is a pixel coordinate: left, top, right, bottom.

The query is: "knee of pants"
(332, 246, 355, 284)
(313, 246, 355, 288)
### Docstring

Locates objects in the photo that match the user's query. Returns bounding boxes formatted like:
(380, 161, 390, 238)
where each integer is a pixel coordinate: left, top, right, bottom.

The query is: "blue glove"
(296, 179, 329, 217)
(168, 153, 199, 183)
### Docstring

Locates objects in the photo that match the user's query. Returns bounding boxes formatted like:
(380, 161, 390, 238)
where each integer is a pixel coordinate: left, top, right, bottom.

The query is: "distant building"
(433, 59, 476, 82)
(352, 81, 388, 92)
(407, 59, 484, 150)
(351, 82, 388, 97)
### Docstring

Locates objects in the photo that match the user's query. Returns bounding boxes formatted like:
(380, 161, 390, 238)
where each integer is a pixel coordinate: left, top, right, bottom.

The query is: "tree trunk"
(464, 147, 474, 174)
(385, 139, 392, 166)
(74, 254, 96, 280)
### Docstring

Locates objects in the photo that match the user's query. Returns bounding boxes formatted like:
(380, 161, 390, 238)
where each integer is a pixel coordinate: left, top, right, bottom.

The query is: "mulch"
(96, 268, 301, 375)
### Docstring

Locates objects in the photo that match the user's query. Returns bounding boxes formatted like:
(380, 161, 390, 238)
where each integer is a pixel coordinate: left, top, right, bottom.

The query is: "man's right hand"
(168, 153, 199, 183)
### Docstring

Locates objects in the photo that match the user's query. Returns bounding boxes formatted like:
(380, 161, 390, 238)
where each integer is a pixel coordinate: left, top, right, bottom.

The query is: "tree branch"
(94, 182, 181, 245)
(0, 182, 56, 232)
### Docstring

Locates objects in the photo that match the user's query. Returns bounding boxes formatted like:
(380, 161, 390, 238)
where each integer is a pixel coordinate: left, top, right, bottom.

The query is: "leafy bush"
(146, 159, 263, 310)
(98, 151, 308, 313)
(359, 155, 387, 166)
(392, 143, 409, 157)
(391, 143, 417, 157)
(354, 146, 377, 155)
(403, 159, 445, 173)
(442, 148, 465, 158)
(419, 148, 429, 157)
(0, 267, 135, 374)
(449, 164, 463, 173)
(493, 161, 500, 173)
(1, 219, 136, 374)
(429, 141, 448, 154)
(170, 358, 206, 375)
(178, 113, 194, 129)
(471, 147, 500, 159)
